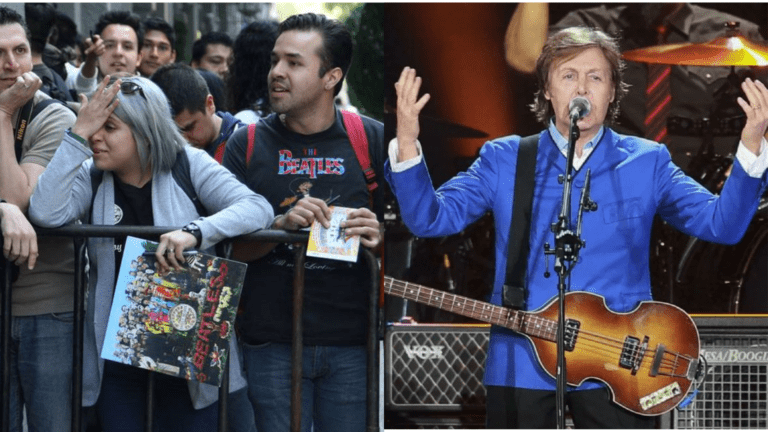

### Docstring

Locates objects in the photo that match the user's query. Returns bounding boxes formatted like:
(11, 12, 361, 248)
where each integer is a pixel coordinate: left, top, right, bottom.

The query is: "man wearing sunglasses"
(0, 7, 77, 432)
(66, 10, 143, 95)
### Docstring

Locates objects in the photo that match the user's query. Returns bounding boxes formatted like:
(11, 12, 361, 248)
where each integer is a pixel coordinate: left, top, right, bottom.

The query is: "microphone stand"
(543, 112, 596, 428)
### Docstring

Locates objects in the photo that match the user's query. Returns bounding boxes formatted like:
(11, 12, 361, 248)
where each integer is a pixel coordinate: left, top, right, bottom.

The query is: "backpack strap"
(212, 115, 244, 164)
(245, 123, 257, 168)
(501, 133, 540, 310)
(341, 110, 378, 193)
(213, 142, 227, 164)
(172, 150, 208, 217)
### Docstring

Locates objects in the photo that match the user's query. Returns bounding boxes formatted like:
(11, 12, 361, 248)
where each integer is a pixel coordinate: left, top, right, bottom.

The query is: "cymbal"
(622, 34, 768, 66)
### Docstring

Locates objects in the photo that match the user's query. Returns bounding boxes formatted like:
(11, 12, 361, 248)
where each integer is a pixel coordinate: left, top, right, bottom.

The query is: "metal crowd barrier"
(0, 225, 381, 432)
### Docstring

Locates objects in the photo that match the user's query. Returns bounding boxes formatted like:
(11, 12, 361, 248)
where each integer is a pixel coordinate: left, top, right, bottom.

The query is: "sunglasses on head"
(120, 81, 146, 100)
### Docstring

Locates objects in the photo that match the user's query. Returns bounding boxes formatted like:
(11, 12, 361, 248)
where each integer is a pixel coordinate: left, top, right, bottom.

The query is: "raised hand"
(71, 76, 121, 142)
(394, 67, 430, 161)
(81, 33, 106, 79)
(737, 77, 768, 155)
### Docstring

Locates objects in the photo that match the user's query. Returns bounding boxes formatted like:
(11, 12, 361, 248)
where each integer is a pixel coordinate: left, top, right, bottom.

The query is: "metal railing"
(1, 225, 381, 432)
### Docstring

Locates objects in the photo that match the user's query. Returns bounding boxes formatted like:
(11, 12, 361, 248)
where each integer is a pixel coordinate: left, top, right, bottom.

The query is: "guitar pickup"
(619, 335, 649, 374)
(620, 336, 640, 369)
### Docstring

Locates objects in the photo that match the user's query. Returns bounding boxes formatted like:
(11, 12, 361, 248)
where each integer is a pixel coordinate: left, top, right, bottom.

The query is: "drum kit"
(387, 22, 768, 323)
(624, 22, 768, 314)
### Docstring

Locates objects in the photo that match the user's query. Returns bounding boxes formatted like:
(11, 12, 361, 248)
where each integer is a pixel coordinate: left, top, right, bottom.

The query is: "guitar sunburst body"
(384, 276, 701, 416)
(524, 292, 700, 415)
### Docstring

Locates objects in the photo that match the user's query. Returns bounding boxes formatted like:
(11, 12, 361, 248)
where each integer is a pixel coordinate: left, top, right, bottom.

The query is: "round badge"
(114, 204, 124, 224)
(169, 304, 198, 331)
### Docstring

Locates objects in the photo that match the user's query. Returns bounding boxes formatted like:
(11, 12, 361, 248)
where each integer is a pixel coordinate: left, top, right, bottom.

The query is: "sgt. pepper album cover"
(101, 236, 247, 386)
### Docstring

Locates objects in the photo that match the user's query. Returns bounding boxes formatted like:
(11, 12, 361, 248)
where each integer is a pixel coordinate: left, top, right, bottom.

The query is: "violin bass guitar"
(384, 276, 703, 416)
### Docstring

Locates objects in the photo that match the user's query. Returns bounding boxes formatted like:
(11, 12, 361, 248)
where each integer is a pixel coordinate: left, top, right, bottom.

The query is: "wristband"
(66, 128, 87, 145)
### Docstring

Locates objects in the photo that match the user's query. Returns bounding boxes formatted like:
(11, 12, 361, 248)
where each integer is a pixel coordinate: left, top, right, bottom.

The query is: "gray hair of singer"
(111, 76, 186, 175)
(530, 26, 629, 126)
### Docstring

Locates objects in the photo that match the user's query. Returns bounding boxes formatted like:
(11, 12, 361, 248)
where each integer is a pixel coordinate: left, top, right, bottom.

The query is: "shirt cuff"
(75, 70, 98, 94)
(736, 137, 768, 178)
(388, 138, 424, 172)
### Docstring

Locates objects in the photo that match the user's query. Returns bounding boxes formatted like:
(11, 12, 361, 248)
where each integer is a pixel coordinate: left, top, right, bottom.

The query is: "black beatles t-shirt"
(113, 177, 154, 282)
(222, 110, 385, 346)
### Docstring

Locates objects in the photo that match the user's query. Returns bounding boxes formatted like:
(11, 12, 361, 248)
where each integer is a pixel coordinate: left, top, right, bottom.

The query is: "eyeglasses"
(120, 81, 146, 100)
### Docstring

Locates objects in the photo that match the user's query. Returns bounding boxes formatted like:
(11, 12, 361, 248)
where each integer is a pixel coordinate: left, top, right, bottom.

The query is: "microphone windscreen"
(569, 97, 591, 117)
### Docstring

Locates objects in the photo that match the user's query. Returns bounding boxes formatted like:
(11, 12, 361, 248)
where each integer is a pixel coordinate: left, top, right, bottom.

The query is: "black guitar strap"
(502, 134, 539, 310)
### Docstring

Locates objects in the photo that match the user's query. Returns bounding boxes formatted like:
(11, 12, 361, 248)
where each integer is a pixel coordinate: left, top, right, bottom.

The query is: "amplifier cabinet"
(385, 324, 489, 412)
(672, 316, 768, 429)
(385, 317, 768, 428)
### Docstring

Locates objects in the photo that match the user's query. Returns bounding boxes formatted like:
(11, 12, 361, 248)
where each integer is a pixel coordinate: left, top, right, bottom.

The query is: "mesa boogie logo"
(701, 347, 768, 363)
(403, 344, 445, 360)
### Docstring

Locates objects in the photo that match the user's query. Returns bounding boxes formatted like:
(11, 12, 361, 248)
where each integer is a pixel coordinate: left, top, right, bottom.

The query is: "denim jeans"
(97, 361, 218, 431)
(95, 361, 256, 432)
(241, 342, 367, 432)
(4, 312, 74, 432)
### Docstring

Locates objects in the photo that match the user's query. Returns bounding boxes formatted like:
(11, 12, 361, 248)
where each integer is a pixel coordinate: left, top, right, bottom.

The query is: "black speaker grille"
(385, 325, 488, 411)
(674, 331, 768, 429)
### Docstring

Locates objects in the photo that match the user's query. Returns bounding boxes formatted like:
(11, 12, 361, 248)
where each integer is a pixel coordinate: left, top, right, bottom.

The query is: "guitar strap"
(502, 134, 539, 310)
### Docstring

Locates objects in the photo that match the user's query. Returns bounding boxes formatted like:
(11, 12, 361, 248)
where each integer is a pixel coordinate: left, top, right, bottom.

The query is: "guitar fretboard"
(384, 276, 557, 341)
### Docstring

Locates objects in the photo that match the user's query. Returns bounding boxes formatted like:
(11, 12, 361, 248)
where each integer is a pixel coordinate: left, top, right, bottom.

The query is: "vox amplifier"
(385, 324, 489, 412)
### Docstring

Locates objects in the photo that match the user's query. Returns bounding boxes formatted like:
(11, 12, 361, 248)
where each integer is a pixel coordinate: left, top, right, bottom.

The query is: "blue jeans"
(97, 361, 218, 432)
(4, 312, 74, 432)
(95, 361, 256, 432)
(242, 342, 366, 432)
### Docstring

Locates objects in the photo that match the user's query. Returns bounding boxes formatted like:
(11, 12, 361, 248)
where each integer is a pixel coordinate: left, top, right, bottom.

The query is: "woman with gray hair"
(29, 75, 273, 430)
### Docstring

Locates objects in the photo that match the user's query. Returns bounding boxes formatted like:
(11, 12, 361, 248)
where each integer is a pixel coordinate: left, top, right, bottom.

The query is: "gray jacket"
(29, 133, 274, 408)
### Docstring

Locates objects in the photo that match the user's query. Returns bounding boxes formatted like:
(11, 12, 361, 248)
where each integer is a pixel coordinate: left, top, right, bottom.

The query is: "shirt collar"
(547, 119, 604, 154)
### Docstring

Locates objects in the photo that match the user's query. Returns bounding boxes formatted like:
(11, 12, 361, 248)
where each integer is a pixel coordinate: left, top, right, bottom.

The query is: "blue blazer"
(385, 128, 767, 390)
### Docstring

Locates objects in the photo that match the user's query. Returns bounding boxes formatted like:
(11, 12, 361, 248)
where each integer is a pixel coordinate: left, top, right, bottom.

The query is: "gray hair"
(531, 27, 629, 126)
(111, 76, 186, 175)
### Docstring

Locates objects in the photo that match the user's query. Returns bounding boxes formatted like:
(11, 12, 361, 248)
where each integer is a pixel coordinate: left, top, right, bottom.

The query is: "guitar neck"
(384, 276, 526, 332)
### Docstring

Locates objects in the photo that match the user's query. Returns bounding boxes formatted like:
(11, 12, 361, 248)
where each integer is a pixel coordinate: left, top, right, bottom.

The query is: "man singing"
(385, 27, 768, 428)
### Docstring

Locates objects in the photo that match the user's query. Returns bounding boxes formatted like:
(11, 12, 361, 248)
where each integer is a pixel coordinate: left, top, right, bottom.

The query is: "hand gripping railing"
(1, 224, 381, 432)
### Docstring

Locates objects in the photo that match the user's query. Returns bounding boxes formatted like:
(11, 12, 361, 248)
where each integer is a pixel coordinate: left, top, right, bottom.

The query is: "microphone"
(569, 97, 591, 120)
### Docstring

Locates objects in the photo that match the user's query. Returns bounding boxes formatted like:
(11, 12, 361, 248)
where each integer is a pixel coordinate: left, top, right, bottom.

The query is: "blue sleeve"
(655, 144, 767, 244)
(385, 139, 508, 237)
